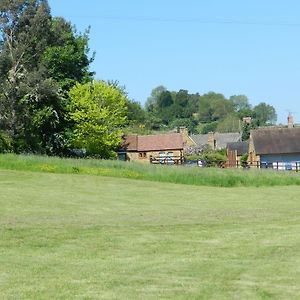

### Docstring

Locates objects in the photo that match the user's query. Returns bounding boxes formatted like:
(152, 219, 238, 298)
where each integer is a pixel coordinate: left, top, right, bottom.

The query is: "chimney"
(179, 127, 188, 137)
(288, 114, 294, 128)
(207, 132, 216, 150)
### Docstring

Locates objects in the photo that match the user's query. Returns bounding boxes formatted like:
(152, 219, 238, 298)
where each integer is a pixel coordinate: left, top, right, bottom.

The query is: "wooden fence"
(150, 155, 184, 165)
(226, 160, 300, 171)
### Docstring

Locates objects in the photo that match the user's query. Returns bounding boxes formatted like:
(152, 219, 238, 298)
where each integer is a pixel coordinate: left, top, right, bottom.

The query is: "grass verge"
(1, 153, 300, 187)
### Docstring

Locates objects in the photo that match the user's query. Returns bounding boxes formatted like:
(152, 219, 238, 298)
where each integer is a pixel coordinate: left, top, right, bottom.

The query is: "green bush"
(0, 132, 12, 153)
(200, 150, 227, 167)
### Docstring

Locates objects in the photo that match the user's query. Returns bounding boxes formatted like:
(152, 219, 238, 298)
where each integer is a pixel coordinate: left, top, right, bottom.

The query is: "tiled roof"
(190, 134, 209, 147)
(251, 127, 300, 155)
(190, 132, 241, 149)
(122, 133, 184, 152)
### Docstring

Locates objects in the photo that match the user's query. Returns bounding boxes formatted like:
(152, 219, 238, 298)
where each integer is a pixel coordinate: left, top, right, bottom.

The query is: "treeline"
(0, 1, 277, 158)
(0, 0, 129, 158)
(127, 86, 277, 137)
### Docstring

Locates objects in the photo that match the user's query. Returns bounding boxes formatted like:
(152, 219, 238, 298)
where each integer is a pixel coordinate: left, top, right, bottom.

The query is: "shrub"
(0, 131, 13, 153)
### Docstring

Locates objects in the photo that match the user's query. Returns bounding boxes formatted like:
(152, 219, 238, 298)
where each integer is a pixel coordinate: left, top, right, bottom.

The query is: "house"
(248, 126, 300, 169)
(119, 133, 184, 164)
(190, 132, 242, 150)
(226, 141, 248, 167)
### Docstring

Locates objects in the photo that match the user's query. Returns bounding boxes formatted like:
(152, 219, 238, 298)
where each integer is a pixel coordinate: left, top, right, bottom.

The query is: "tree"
(0, 0, 53, 151)
(198, 92, 234, 123)
(253, 102, 277, 125)
(145, 85, 166, 112)
(229, 95, 251, 112)
(156, 90, 174, 124)
(67, 81, 127, 158)
(0, 0, 94, 154)
(216, 113, 241, 133)
(42, 17, 94, 90)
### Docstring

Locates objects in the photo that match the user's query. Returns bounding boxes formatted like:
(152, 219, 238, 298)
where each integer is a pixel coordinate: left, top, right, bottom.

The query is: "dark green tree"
(0, 0, 94, 154)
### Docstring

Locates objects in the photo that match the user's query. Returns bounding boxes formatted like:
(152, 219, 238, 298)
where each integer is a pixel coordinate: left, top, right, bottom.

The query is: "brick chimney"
(288, 114, 294, 128)
(207, 132, 216, 150)
(179, 127, 188, 137)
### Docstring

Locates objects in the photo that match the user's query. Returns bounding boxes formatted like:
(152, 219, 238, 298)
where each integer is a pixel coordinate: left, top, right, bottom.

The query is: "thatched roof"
(251, 127, 300, 155)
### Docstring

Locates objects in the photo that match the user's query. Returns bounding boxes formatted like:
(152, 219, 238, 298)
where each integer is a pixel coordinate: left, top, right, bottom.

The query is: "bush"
(0, 131, 12, 153)
(200, 150, 227, 167)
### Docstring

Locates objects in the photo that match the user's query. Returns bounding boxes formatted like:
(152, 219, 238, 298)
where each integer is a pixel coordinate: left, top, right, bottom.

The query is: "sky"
(48, 0, 300, 124)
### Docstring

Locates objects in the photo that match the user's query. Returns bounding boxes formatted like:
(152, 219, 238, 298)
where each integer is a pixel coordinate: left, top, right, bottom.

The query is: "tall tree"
(0, 0, 94, 154)
(42, 17, 94, 90)
(0, 0, 52, 151)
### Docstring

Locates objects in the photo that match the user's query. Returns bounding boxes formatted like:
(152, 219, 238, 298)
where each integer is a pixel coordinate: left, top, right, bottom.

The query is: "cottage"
(248, 127, 300, 170)
(119, 133, 184, 164)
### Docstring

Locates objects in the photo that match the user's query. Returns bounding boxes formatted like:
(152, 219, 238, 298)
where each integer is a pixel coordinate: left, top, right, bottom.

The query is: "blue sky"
(48, 0, 300, 124)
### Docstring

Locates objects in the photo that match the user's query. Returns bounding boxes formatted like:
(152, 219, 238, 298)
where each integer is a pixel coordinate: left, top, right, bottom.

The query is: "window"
(139, 152, 147, 158)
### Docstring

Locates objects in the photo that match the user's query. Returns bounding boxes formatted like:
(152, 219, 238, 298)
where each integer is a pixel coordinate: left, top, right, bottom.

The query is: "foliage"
(199, 150, 227, 167)
(240, 153, 249, 167)
(145, 85, 166, 112)
(142, 87, 277, 136)
(216, 113, 241, 133)
(197, 121, 218, 134)
(198, 92, 234, 123)
(0, 131, 12, 153)
(67, 81, 127, 158)
(253, 102, 277, 125)
(42, 17, 94, 90)
(230, 94, 251, 112)
(0, 0, 94, 155)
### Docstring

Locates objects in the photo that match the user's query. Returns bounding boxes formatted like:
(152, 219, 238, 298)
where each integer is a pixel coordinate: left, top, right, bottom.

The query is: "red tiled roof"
(122, 133, 184, 152)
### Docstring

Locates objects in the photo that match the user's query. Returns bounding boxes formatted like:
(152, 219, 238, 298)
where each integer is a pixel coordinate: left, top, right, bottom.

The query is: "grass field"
(1, 169, 300, 299)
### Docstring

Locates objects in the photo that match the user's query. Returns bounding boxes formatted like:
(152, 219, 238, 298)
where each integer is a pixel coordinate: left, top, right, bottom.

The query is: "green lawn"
(1, 169, 300, 299)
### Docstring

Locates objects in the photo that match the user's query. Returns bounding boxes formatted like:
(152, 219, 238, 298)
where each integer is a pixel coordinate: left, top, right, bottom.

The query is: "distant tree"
(145, 85, 166, 112)
(67, 81, 127, 158)
(156, 90, 174, 124)
(172, 89, 189, 118)
(253, 102, 277, 125)
(126, 99, 146, 124)
(198, 92, 234, 123)
(216, 113, 241, 133)
(229, 95, 251, 112)
(168, 118, 198, 133)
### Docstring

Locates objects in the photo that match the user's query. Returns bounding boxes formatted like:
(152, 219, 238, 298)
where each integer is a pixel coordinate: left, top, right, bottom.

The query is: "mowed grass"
(0, 170, 300, 299)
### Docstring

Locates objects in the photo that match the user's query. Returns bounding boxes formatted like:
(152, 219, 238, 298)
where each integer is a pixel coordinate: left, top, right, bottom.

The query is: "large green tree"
(0, 0, 94, 154)
(0, 0, 52, 151)
(67, 81, 127, 158)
